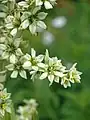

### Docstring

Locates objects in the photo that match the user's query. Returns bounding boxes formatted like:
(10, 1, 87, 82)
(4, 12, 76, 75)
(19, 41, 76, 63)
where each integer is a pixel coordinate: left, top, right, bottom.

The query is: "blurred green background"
(1, 0, 90, 120)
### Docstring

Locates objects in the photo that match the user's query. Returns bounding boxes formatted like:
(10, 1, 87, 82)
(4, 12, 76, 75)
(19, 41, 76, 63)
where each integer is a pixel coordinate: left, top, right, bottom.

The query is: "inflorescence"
(0, 0, 82, 88)
(0, 0, 82, 118)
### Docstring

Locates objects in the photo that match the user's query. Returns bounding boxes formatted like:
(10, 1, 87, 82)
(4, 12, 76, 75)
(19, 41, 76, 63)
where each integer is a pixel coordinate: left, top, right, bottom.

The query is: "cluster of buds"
(17, 99, 38, 120)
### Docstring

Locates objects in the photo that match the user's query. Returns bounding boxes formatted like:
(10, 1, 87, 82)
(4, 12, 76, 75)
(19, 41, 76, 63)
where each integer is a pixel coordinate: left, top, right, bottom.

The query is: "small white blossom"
(68, 63, 82, 83)
(6, 56, 27, 79)
(20, 7, 47, 35)
(23, 48, 44, 79)
(5, 13, 21, 36)
(61, 74, 71, 88)
(0, 37, 22, 60)
(39, 50, 65, 86)
(61, 63, 82, 88)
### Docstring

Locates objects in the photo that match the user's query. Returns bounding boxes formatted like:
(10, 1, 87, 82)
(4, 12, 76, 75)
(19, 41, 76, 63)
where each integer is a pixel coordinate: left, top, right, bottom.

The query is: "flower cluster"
(17, 99, 38, 120)
(0, 0, 82, 90)
(0, 36, 22, 59)
(0, 0, 15, 19)
(3, 0, 56, 36)
(0, 0, 82, 120)
(0, 88, 12, 117)
(1, 46, 81, 88)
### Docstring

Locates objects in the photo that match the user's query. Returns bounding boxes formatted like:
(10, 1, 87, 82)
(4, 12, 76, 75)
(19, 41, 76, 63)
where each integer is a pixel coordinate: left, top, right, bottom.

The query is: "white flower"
(60, 63, 82, 88)
(68, 63, 82, 83)
(39, 50, 65, 86)
(0, 37, 22, 60)
(20, 7, 47, 35)
(5, 13, 21, 36)
(61, 75, 71, 88)
(23, 48, 44, 79)
(6, 56, 27, 79)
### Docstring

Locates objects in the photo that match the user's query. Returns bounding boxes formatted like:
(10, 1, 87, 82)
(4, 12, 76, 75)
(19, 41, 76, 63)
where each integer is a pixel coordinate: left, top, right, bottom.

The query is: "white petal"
(0, 44, 6, 50)
(32, 6, 41, 15)
(10, 28, 17, 36)
(36, 55, 44, 62)
(21, 19, 29, 29)
(32, 66, 38, 71)
(54, 77, 59, 83)
(37, 12, 48, 20)
(31, 48, 36, 58)
(29, 23, 37, 34)
(22, 61, 31, 69)
(63, 84, 68, 88)
(10, 54, 17, 64)
(49, 58, 53, 66)
(40, 72, 48, 80)
(36, 0, 43, 6)
(0, 12, 6, 18)
(24, 53, 31, 60)
(44, 1, 53, 9)
(21, 12, 31, 22)
(5, 23, 14, 29)
(11, 70, 18, 78)
(48, 74, 54, 85)
(37, 63, 46, 68)
(15, 48, 23, 56)
(18, 1, 29, 7)
(2, 52, 9, 59)
(70, 79, 75, 83)
(5, 64, 14, 71)
(19, 70, 27, 79)
(54, 71, 64, 77)
(30, 71, 36, 75)
(13, 38, 21, 48)
(61, 79, 64, 85)
(37, 21, 47, 29)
